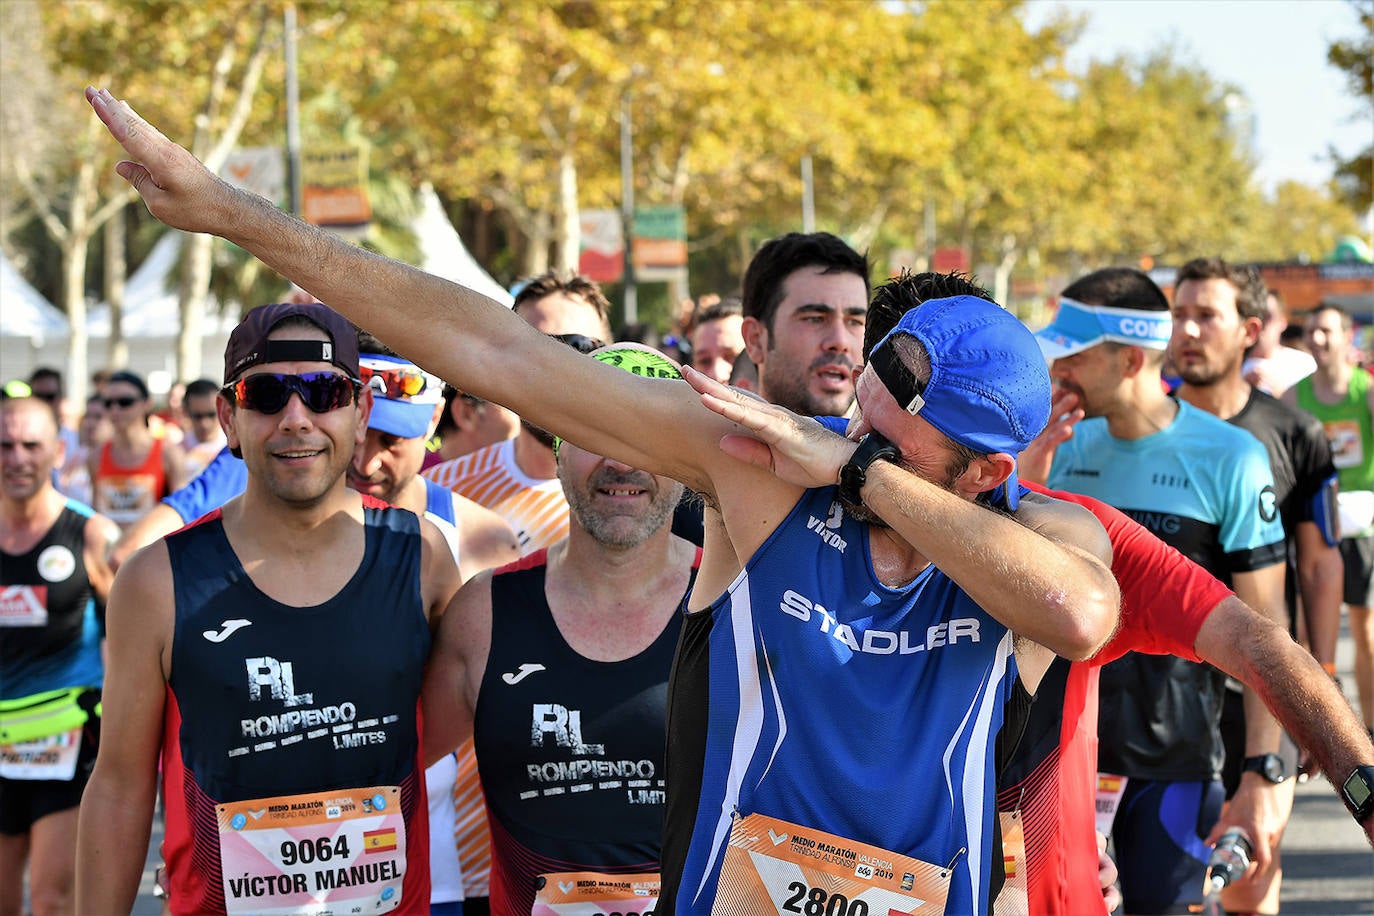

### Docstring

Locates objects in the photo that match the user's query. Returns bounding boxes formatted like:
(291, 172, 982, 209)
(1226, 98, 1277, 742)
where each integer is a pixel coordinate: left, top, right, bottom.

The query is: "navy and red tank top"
(476, 547, 699, 916)
(160, 504, 431, 914)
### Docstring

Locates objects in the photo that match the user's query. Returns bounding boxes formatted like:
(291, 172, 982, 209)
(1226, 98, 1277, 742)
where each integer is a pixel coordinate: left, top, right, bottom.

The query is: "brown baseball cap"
(223, 302, 360, 384)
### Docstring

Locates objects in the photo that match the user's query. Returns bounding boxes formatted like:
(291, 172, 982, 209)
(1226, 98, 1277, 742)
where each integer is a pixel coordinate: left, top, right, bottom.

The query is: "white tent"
(88, 232, 238, 337)
(1, 252, 68, 344)
(87, 232, 237, 387)
(412, 183, 513, 307)
(1, 253, 69, 380)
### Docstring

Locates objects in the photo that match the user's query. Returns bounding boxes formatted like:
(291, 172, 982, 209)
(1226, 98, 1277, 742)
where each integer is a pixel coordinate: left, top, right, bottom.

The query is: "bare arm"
(161, 437, 191, 492)
(453, 497, 520, 583)
(81, 512, 121, 604)
(420, 517, 464, 627)
(109, 501, 185, 571)
(1295, 520, 1344, 668)
(1195, 596, 1374, 847)
(862, 462, 1119, 659)
(420, 570, 492, 765)
(76, 543, 172, 912)
(1231, 564, 1288, 759)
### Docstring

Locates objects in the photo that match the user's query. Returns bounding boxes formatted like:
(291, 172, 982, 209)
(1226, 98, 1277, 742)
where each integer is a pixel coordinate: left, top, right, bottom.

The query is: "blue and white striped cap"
(1034, 297, 1172, 360)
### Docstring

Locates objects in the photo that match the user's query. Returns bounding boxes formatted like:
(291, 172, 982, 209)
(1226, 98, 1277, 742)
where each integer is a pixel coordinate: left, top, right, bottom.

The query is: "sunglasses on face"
(103, 396, 141, 409)
(360, 363, 430, 400)
(550, 333, 606, 354)
(187, 411, 218, 422)
(222, 372, 360, 415)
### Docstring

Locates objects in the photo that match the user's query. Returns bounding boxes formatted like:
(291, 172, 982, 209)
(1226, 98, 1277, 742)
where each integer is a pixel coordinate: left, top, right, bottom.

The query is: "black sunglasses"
(550, 333, 606, 354)
(222, 372, 360, 415)
(103, 396, 141, 409)
(187, 411, 218, 422)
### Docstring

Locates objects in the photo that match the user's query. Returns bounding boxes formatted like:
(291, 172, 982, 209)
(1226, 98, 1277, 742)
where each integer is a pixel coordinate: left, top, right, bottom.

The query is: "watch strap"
(838, 433, 901, 507)
(1242, 753, 1286, 783)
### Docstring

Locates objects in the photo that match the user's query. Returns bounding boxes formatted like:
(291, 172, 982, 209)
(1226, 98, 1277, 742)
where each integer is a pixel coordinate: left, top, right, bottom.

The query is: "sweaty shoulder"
(1014, 490, 1114, 567)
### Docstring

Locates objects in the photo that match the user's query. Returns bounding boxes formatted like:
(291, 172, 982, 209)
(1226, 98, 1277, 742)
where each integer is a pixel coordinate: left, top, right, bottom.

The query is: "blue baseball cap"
(1034, 297, 1172, 361)
(359, 353, 443, 439)
(867, 295, 1051, 509)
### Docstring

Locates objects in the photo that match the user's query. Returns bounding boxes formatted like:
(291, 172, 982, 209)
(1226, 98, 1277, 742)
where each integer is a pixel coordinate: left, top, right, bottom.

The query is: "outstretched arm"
(85, 87, 733, 500)
(1196, 596, 1374, 849)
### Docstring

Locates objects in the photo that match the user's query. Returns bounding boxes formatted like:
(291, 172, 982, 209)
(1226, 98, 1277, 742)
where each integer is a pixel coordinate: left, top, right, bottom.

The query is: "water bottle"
(1199, 829, 1253, 915)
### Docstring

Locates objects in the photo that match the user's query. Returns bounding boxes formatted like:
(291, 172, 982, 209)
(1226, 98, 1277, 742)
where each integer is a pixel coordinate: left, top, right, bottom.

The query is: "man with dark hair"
(740, 231, 870, 417)
(77, 301, 463, 913)
(26, 369, 67, 428)
(1, 396, 119, 916)
(180, 378, 225, 478)
(88, 89, 1125, 915)
(425, 386, 518, 470)
(1287, 304, 1374, 746)
(688, 298, 745, 384)
(1025, 267, 1288, 916)
(1170, 256, 1344, 915)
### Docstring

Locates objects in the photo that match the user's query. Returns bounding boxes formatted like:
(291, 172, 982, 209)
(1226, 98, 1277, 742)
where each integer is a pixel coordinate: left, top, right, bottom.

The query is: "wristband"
(837, 433, 901, 507)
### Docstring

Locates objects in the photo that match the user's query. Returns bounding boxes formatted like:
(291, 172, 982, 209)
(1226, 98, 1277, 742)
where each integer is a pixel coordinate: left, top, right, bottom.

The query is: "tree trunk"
(552, 148, 579, 272)
(992, 233, 1018, 307)
(61, 237, 89, 402)
(178, 233, 215, 382)
(103, 208, 128, 370)
(175, 8, 271, 381)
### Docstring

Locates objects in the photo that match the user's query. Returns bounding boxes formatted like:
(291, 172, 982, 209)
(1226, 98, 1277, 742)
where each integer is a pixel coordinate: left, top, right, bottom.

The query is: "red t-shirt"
(1001, 482, 1232, 916)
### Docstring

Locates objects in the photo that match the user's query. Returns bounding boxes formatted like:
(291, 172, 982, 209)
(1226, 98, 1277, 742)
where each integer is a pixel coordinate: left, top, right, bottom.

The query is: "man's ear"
(355, 386, 374, 446)
(217, 392, 239, 454)
(1120, 345, 1147, 379)
(742, 316, 768, 365)
(955, 452, 1015, 501)
(1241, 315, 1264, 350)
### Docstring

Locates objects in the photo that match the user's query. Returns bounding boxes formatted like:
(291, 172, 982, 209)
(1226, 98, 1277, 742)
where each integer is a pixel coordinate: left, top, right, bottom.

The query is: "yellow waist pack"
(0, 687, 97, 745)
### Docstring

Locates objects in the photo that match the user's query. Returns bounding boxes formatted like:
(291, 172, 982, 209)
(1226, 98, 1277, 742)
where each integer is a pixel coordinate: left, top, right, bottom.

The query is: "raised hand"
(682, 365, 857, 489)
(1018, 388, 1083, 486)
(85, 86, 241, 236)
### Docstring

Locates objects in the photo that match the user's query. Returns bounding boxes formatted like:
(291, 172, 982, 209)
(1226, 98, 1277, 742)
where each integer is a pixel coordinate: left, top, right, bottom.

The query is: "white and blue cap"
(1034, 297, 1172, 361)
(359, 353, 443, 439)
(867, 295, 1051, 510)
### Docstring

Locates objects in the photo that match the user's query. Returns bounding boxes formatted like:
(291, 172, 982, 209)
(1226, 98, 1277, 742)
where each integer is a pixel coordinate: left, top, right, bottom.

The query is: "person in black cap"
(87, 88, 1123, 916)
(77, 301, 463, 914)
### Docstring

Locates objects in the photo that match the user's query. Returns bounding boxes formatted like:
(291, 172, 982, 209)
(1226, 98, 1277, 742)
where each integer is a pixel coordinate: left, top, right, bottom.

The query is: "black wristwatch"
(837, 433, 901, 507)
(1242, 753, 1287, 784)
(1340, 764, 1374, 823)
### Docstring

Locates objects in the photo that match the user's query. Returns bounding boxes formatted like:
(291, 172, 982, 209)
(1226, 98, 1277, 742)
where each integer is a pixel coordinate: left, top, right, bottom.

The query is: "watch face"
(1263, 755, 1285, 782)
(1346, 770, 1373, 808)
